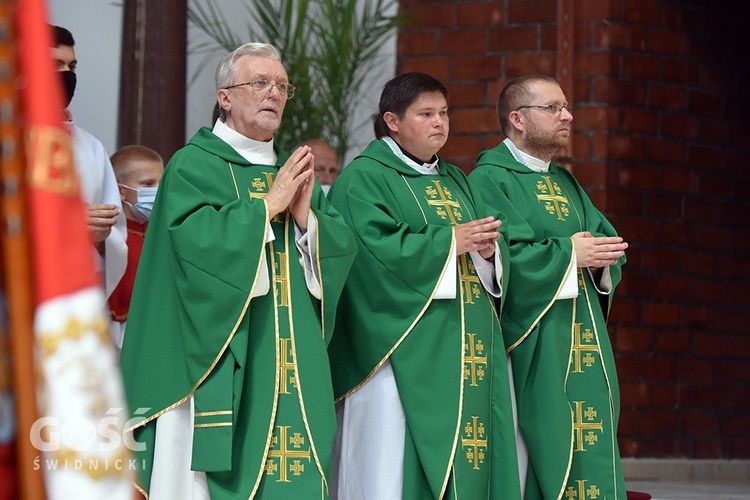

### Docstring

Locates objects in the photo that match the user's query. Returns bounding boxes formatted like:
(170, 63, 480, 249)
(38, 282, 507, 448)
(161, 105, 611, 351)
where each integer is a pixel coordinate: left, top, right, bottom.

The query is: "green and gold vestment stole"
(231, 165, 327, 499)
(401, 173, 498, 499)
(515, 172, 624, 500)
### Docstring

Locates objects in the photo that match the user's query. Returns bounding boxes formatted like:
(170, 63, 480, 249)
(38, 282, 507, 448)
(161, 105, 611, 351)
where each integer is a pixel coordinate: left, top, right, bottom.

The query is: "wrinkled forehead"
(234, 55, 288, 82)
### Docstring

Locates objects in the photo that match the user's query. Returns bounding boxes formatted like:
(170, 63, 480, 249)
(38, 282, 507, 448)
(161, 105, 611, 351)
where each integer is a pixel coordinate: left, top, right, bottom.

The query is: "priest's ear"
(217, 89, 231, 117)
(508, 110, 526, 134)
(383, 111, 399, 135)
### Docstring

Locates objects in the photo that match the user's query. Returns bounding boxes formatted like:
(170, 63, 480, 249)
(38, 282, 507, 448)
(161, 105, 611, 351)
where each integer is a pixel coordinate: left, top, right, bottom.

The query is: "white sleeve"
(251, 225, 276, 298)
(434, 245, 457, 300)
(556, 254, 579, 300)
(72, 128, 127, 299)
(588, 266, 613, 294)
(294, 213, 321, 299)
(470, 247, 502, 298)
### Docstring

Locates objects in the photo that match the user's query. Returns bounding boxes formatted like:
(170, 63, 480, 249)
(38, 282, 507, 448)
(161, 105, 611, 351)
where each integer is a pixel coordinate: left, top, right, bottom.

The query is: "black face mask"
(59, 70, 76, 107)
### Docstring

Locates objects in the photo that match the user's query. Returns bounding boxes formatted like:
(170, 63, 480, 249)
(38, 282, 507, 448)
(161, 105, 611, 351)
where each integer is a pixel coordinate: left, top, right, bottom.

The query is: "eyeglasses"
(224, 79, 296, 99)
(516, 103, 572, 115)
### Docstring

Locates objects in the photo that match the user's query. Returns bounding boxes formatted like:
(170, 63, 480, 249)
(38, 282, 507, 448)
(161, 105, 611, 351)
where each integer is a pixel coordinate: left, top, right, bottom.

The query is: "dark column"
(117, 0, 187, 160)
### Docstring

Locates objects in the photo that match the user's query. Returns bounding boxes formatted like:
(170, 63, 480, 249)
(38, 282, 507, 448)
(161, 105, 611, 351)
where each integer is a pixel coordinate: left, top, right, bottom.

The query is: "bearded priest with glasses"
(120, 42, 357, 499)
(469, 74, 629, 500)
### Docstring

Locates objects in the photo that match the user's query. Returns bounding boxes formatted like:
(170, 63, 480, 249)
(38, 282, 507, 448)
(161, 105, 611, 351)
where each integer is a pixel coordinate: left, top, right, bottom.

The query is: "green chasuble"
(120, 127, 357, 499)
(469, 142, 627, 500)
(328, 139, 521, 499)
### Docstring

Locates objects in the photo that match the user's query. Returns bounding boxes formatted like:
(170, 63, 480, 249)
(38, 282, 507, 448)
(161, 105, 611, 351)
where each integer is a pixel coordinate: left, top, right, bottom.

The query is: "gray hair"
(215, 43, 282, 121)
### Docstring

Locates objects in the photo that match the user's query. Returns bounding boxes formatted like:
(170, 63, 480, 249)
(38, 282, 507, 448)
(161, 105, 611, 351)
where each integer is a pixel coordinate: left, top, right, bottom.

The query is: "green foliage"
(188, 0, 406, 163)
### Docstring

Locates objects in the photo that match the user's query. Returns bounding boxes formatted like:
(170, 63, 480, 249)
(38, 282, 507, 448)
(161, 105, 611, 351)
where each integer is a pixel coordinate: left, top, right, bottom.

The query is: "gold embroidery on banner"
(463, 333, 487, 387)
(264, 425, 312, 482)
(461, 416, 487, 470)
(425, 180, 462, 225)
(278, 338, 297, 395)
(27, 126, 79, 197)
(53, 447, 131, 481)
(571, 323, 598, 374)
(565, 479, 600, 499)
(458, 254, 481, 304)
(572, 401, 603, 452)
(535, 175, 570, 221)
(37, 316, 110, 358)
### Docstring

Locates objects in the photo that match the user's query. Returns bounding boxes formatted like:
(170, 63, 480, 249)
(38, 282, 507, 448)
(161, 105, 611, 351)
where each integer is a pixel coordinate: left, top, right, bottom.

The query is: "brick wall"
(397, 0, 750, 459)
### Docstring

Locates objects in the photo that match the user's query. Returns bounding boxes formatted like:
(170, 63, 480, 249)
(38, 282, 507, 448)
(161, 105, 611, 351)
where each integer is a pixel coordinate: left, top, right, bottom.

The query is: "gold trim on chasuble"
(580, 269, 621, 497)
(509, 172, 587, 353)
(127, 162, 268, 496)
(333, 176, 457, 403)
(419, 176, 493, 494)
(126, 162, 267, 435)
(247, 172, 328, 496)
(457, 257, 492, 484)
(559, 269, 620, 500)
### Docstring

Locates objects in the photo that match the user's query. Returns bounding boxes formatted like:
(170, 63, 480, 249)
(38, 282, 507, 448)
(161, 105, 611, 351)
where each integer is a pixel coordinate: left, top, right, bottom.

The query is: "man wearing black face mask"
(50, 25, 127, 305)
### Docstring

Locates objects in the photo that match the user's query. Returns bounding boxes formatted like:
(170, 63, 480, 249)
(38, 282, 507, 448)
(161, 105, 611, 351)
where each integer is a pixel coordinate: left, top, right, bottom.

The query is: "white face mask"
(120, 184, 158, 222)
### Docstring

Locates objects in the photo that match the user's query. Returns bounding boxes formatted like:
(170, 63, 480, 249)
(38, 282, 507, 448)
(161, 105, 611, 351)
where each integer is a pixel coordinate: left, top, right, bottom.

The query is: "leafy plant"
(187, 0, 407, 162)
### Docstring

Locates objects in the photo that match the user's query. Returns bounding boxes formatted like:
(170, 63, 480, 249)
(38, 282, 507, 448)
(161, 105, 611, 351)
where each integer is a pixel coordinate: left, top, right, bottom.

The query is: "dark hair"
(497, 75, 559, 136)
(372, 112, 387, 140)
(50, 25, 75, 47)
(376, 72, 448, 138)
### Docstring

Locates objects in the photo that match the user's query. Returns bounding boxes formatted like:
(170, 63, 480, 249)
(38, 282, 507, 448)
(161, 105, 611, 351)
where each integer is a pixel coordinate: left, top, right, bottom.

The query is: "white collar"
(383, 136, 440, 175)
(503, 138, 551, 173)
(212, 119, 277, 165)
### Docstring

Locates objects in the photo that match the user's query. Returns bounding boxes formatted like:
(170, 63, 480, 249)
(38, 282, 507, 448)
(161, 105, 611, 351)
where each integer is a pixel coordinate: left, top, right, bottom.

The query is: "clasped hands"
(265, 145, 315, 229)
(455, 216, 501, 260)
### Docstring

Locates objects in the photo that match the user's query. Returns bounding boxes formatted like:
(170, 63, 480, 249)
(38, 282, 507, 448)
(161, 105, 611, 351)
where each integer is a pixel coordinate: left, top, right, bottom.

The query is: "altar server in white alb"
(49, 24, 127, 299)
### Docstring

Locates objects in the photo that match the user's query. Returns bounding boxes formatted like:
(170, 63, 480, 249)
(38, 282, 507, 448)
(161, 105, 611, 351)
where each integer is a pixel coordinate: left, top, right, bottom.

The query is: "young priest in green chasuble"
(328, 72, 521, 500)
(469, 75, 629, 500)
(119, 43, 356, 499)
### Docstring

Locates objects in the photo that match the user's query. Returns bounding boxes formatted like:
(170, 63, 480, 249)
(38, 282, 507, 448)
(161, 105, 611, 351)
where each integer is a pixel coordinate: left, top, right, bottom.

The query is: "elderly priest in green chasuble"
(328, 72, 522, 500)
(469, 75, 629, 500)
(119, 43, 357, 499)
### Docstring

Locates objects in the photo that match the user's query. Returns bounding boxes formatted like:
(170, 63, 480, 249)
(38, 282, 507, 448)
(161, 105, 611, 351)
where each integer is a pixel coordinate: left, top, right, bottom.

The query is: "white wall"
(48, 0, 122, 154)
(47, 1, 396, 163)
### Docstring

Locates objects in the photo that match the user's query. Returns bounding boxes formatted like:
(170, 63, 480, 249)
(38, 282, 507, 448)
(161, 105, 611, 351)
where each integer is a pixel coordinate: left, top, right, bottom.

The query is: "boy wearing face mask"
(108, 145, 164, 353)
